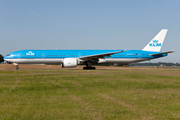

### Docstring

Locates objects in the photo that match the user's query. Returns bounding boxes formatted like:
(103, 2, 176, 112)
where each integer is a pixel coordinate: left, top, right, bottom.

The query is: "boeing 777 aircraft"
(4, 29, 174, 70)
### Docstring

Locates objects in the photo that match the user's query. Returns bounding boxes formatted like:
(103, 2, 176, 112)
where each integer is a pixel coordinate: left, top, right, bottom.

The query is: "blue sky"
(0, 0, 179, 62)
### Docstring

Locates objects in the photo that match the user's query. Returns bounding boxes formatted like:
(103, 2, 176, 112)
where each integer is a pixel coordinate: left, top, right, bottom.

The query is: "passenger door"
(17, 53, 21, 59)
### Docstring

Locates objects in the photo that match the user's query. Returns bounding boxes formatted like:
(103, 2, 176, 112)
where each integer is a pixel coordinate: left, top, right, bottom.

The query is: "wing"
(78, 51, 124, 61)
(150, 51, 175, 56)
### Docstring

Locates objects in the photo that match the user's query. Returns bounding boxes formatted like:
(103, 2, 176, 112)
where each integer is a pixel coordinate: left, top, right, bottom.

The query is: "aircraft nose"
(4, 56, 7, 59)
(4, 56, 8, 60)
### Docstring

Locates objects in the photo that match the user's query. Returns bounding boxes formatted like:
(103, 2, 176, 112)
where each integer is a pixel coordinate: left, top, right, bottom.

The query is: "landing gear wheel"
(83, 67, 96, 70)
(16, 66, 19, 70)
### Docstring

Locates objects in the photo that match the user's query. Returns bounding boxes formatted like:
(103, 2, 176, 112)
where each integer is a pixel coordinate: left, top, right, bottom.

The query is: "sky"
(0, 0, 180, 63)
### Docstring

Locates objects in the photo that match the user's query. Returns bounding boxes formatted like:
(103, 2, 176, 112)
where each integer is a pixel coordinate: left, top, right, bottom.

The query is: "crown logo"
(26, 51, 34, 55)
(152, 40, 158, 43)
(149, 39, 161, 47)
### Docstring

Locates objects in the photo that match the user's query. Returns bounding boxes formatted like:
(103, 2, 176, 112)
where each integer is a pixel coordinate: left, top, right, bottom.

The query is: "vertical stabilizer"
(142, 29, 168, 52)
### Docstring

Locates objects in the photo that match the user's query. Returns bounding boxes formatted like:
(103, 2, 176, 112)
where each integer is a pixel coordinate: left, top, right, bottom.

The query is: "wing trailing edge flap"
(150, 51, 175, 56)
(78, 51, 124, 61)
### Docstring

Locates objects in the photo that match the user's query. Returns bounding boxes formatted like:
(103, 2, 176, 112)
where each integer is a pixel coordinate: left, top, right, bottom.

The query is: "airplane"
(4, 29, 174, 70)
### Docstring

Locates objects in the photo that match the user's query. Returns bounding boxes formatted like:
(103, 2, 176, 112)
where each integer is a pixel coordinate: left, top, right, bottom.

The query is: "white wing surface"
(79, 51, 124, 61)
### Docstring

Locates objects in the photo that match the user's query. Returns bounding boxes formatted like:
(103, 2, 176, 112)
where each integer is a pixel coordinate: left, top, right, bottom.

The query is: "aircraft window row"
(48, 55, 76, 57)
(114, 55, 126, 56)
(114, 55, 136, 56)
(127, 55, 136, 56)
(23, 55, 38, 56)
(48, 55, 63, 56)
(64, 55, 76, 56)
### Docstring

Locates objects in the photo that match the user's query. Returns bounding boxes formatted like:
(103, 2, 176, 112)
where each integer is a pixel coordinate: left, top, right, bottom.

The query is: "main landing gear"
(83, 62, 96, 70)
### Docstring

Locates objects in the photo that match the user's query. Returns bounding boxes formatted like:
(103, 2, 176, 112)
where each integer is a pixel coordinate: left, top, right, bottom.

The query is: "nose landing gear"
(13, 63, 19, 70)
(16, 65, 19, 70)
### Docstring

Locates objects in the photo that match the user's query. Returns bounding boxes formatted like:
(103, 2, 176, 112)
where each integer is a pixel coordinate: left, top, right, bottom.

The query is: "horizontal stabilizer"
(150, 51, 175, 56)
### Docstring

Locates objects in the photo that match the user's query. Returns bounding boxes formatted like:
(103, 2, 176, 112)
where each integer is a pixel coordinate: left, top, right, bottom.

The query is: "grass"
(0, 68, 180, 119)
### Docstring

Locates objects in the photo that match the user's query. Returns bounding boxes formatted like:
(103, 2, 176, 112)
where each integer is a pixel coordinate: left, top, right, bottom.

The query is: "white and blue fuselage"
(4, 49, 167, 64)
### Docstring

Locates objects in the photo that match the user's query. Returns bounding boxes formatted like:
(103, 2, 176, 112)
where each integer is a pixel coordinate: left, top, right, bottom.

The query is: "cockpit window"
(7, 54, 11, 56)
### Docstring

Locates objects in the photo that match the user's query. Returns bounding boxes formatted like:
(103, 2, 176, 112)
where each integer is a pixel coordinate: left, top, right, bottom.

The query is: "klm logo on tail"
(149, 40, 161, 47)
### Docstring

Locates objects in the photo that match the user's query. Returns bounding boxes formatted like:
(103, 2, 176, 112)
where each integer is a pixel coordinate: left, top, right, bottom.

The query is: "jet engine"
(62, 58, 78, 68)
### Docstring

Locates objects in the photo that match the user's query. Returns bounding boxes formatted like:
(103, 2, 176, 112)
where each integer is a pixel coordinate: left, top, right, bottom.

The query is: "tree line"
(129, 62, 180, 67)
(0, 54, 4, 63)
(95, 62, 180, 67)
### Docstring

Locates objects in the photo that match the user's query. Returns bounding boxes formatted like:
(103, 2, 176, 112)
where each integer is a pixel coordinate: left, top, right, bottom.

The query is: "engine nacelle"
(62, 58, 78, 68)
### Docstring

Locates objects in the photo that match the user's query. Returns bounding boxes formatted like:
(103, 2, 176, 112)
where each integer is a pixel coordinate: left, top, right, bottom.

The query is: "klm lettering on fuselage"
(149, 40, 161, 47)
